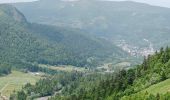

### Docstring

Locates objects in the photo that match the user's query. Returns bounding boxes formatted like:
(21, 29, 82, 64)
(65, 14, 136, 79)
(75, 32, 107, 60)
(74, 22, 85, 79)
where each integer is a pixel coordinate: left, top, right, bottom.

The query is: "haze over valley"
(14, 0, 170, 58)
(0, 0, 170, 100)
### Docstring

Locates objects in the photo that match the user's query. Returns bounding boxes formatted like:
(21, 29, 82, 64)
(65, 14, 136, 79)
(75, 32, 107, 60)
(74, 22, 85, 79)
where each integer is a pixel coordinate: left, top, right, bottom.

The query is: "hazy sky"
(0, 0, 37, 3)
(0, 0, 170, 8)
(110, 0, 170, 8)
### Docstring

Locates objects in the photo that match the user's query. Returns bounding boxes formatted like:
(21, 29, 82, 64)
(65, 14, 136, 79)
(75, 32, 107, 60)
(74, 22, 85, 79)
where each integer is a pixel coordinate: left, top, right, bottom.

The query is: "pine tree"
(160, 47, 164, 55)
(17, 90, 27, 100)
(143, 56, 148, 70)
(161, 71, 167, 81)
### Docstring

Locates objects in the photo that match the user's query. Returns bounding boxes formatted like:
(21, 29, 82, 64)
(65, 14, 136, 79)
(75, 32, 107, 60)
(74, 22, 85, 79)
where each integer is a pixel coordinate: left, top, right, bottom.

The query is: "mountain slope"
(14, 0, 170, 56)
(48, 47, 170, 100)
(0, 4, 127, 69)
(10, 46, 170, 100)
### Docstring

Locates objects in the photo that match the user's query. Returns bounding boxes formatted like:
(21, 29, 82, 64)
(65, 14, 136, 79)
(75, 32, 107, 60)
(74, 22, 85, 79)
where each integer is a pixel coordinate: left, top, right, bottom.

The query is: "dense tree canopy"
(0, 63, 11, 76)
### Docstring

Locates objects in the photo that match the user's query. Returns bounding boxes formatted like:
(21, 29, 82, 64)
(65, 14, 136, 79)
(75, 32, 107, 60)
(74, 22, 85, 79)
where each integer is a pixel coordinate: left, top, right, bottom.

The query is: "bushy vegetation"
(0, 64, 11, 76)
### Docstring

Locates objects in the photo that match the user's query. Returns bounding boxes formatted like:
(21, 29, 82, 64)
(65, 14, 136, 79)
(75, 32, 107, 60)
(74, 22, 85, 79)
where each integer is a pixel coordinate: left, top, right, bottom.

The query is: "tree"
(143, 56, 148, 70)
(156, 93, 160, 100)
(160, 47, 164, 55)
(17, 91, 27, 100)
(161, 71, 167, 81)
(127, 69, 135, 85)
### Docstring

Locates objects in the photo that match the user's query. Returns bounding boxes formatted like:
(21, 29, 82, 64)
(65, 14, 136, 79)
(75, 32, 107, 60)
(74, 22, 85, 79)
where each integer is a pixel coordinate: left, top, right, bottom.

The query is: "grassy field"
(141, 79, 170, 95)
(0, 71, 41, 97)
(39, 64, 87, 72)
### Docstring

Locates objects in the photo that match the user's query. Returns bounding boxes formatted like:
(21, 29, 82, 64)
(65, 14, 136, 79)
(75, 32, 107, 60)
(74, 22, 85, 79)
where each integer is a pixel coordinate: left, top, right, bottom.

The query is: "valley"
(14, 0, 170, 57)
(0, 0, 169, 100)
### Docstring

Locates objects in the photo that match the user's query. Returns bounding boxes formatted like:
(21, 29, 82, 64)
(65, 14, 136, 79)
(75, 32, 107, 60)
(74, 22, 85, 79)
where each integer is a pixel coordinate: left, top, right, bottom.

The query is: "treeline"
(10, 78, 59, 100)
(10, 72, 85, 100)
(49, 69, 136, 100)
(18, 62, 65, 75)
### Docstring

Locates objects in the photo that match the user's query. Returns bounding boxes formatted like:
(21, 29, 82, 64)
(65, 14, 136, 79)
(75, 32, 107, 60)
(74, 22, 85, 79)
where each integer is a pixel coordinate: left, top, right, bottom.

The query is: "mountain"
(0, 4, 128, 71)
(13, 0, 170, 57)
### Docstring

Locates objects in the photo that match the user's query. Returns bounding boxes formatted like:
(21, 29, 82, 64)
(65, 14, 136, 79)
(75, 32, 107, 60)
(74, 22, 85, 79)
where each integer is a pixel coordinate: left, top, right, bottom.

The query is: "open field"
(39, 64, 87, 72)
(0, 71, 42, 98)
(141, 79, 170, 95)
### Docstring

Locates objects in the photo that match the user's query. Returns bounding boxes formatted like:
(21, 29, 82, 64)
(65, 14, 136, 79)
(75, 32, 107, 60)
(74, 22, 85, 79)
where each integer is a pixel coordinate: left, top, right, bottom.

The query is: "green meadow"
(141, 79, 170, 95)
(0, 71, 41, 97)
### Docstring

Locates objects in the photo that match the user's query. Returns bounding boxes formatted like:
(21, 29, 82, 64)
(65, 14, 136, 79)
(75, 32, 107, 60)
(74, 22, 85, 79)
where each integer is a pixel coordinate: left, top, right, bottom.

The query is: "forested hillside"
(0, 1, 169, 100)
(10, 47, 170, 100)
(27, 23, 128, 67)
(14, 0, 170, 56)
(0, 4, 128, 75)
(52, 47, 170, 100)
